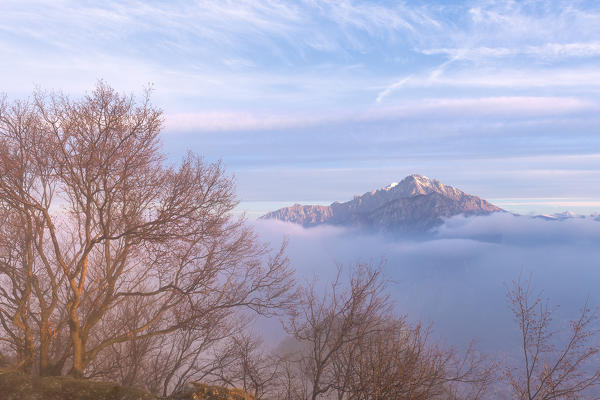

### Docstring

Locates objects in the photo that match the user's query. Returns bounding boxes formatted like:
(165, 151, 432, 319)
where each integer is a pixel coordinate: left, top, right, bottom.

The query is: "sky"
(1, 0, 599, 215)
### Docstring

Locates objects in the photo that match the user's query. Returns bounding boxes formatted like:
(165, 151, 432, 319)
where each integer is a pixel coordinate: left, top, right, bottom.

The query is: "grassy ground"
(0, 368, 253, 400)
(0, 368, 153, 400)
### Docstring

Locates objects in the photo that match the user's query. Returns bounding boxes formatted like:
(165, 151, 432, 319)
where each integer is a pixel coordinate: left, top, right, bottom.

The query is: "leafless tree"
(283, 263, 391, 400)
(335, 318, 445, 399)
(331, 316, 494, 400)
(274, 346, 309, 400)
(0, 83, 295, 394)
(210, 331, 281, 399)
(0, 95, 65, 376)
(278, 262, 494, 400)
(505, 273, 600, 400)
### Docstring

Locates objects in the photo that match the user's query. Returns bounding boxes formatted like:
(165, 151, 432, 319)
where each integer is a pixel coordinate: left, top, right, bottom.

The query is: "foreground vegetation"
(0, 368, 255, 400)
(0, 367, 154, 400)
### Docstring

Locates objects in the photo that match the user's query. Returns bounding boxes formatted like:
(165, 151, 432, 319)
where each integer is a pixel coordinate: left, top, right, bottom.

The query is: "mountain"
(535, 211, 583, 221)
(260, 174, 503, 231)
(535, 211, 599, 221)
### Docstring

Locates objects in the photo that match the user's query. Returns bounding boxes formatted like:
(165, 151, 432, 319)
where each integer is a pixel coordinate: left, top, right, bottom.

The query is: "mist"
(252, 213, 600, 357)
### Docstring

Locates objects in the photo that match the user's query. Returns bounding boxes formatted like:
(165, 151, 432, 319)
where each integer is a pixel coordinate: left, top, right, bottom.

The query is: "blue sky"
(1, 0, 600, 214)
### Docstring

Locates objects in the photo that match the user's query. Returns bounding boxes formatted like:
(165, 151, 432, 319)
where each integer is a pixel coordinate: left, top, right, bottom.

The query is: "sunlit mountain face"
(261, 174, 503, 231)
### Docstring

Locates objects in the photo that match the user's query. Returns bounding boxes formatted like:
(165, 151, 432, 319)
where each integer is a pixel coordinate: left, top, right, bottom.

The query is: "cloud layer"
(253, 214, 600, 355)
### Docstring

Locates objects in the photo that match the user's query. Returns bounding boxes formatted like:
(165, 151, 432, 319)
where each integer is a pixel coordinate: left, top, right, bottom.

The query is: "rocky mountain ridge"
(260, 174, 503, 231)
(535, 211, 600, 221)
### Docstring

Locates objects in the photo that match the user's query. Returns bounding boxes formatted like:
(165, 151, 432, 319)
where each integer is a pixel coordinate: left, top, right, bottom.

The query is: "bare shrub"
(279, 263, 493, 400)
(506, 273, 600, 400)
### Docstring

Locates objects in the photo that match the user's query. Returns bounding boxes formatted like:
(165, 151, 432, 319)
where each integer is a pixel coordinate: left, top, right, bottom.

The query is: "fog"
(252, 213, 600, 358)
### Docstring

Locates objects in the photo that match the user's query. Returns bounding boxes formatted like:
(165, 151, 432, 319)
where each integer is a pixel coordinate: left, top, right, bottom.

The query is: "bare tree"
(505, 274, 600, 400)
(334, 318, 446, 399)
(210, 331, 281, 399)
(279, 262, 493, 400)
(274, 345, 309, 400)
(330, 316, 494, 400)
(0, 83, 295, 393)
(282, 263, 391, 400)
(0, 95, 65, 376)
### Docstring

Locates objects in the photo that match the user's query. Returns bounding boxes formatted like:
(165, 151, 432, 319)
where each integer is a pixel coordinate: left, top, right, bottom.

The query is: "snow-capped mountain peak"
(383, 182, 399, 191)
(261, 174, 503, 231)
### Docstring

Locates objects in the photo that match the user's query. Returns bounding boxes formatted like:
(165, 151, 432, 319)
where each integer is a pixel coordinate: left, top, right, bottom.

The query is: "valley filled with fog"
(254, 213, 600, 356)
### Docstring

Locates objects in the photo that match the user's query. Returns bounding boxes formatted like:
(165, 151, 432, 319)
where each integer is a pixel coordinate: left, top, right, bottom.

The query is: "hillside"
(0, 368, 253, 400)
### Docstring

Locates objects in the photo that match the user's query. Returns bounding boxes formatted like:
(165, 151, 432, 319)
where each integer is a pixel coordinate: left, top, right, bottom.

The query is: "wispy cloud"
(388, 67, 600, 92)
(166, 96, 599, 132)
(423, 42, 600, 61)
(376, 76, 412, 103)
(0, 0, 428, 67)
(3, 1, 600, 105)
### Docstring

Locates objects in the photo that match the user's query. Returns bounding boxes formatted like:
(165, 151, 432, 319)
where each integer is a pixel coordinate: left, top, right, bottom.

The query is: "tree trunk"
(21, 330, 35, 374)
(70, 328, 85, 377)
(68, 297, 85, 378)
(39, 321, 50, 376)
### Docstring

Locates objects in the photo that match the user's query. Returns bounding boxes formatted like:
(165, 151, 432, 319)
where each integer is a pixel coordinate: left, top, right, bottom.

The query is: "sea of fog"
(251, 213, 600, 362)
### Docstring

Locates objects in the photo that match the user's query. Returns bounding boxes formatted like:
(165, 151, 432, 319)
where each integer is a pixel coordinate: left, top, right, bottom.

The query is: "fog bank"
(252, 213, 600, 355)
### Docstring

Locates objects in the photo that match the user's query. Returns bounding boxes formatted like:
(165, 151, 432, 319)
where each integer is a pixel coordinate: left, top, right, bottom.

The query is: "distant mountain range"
(535, 211, 600, 221)
(260, 174, 504, 232)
